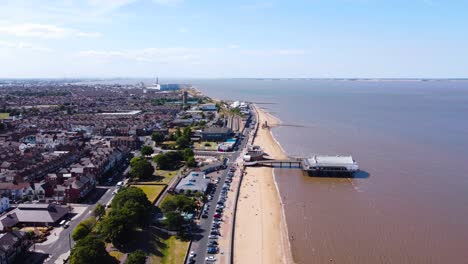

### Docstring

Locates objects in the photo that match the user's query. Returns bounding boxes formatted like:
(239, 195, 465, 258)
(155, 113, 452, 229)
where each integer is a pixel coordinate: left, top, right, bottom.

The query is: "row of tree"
(152, 148, 196, 170)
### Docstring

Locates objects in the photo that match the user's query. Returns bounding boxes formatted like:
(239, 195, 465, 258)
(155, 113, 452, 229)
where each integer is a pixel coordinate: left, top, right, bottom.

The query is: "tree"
(163, 212, 186, 231)
(93, 203, 105, 218)
(176, 137, 189, 149)
(130, 158, 154, 180)
(72, 224, 90, 241)
(140, 145, 154, 157)
(153, 151, 184, 170)
(151, 132, 165, 144)
(126, 250, 147, 264)
(161, 194, 197, 214)
(186, 157, 197, 168)
(70, 235, 111, 264)
(182, 148, 194, 161)
(112, 187, 151, 209)
(101, 187, 152, 245)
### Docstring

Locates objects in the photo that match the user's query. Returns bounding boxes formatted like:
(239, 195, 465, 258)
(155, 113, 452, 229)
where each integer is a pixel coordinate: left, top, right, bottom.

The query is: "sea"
(88, 78, 468, 263)
(193, 79, 468, 264)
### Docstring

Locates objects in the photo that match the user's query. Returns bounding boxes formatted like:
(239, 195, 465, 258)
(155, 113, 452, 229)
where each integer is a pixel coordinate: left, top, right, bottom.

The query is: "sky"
(0, 0, 467, 78)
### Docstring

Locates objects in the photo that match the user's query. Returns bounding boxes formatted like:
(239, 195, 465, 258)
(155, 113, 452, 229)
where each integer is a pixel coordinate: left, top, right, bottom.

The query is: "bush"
(72, 224, 90, 241)
(93, 203, 105, 218)
(140, 145, 154, 156)
(126, 250, 147, 264)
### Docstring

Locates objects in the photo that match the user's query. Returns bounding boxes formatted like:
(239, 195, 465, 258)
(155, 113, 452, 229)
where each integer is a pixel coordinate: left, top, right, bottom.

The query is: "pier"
(246, 155, 359, 176)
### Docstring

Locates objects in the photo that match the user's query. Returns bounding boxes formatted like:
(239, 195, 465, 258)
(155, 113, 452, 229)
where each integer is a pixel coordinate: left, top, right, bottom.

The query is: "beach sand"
(234, 105, 294, 264)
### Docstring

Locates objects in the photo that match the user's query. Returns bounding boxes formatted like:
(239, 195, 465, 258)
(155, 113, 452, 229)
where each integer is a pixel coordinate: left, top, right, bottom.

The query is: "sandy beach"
(234, 105, 294, 264)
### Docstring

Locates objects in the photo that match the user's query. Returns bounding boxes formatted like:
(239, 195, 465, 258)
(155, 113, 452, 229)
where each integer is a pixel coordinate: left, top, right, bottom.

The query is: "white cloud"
(0, 23, 101, 39)
(77, 47, 208, 63)
(152, 0, 184, 5)
(0, 40, 53, 52)
(240, 49, 305, 56)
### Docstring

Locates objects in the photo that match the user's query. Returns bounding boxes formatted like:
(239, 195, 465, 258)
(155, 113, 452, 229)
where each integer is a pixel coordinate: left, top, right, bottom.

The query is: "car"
(208, 240, 219, 246)
(63, 221, 70, 228)
(216, 205, 224, 209)
(207, 247, 218, 254)
(205, 256, 216, 262)
(212, 224, 220, 229)
(210, 231, 220, 235)
(217, 201, 224, 205)
(208, 235, 218, 239)
(213, 218, 221, 223)
(189, 251, 196, 258)
(202, 214, 208, 219)
(213, 214, 221, 218)
(215, 208, 223, 213)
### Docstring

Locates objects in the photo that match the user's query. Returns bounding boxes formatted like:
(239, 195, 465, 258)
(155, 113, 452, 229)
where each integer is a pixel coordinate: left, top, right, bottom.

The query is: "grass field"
(194, 141, 218, 151)
(150, 233, 189, 264)
(0, 113, 9, 119)
(107, 227, 189, 264)
(133, 185, 166, 204)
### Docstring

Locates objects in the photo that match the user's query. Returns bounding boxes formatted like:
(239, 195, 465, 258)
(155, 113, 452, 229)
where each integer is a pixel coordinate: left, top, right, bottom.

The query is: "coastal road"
(186, 120, 253, 264)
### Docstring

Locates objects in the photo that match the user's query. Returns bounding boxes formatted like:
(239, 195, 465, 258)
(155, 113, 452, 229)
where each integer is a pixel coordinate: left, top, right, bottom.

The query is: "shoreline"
(234, 104, 295, 264)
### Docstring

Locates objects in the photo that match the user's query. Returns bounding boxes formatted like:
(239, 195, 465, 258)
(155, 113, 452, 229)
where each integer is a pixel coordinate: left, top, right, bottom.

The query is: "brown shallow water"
(275, 127, 468, 263)
(192, 79, 468, 264)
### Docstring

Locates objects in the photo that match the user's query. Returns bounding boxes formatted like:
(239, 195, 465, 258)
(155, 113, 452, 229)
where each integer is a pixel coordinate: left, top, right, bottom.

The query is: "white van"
(59, 220, 66, 226)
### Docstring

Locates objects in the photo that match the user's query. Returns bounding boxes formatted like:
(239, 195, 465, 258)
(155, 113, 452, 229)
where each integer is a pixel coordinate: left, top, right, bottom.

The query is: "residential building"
(0, 231, 31, 264)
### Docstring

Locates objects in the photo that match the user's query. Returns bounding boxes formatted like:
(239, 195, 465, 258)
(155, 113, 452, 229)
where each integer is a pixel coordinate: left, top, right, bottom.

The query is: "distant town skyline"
(1, 0, 467, 78)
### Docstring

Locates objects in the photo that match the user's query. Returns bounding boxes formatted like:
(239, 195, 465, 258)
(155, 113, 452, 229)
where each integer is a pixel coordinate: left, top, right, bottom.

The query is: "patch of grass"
(159, 236, 189, 264)
(109, 250, 125, 262)
(0, 113, 9, 119)
(149, 231, 189, 264)
(132, 185, 166, 204)
(194, 141, 218, 151)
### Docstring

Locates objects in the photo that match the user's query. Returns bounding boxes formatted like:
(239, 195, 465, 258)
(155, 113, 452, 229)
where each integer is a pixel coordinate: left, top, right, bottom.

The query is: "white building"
(175, 171, 210, 194)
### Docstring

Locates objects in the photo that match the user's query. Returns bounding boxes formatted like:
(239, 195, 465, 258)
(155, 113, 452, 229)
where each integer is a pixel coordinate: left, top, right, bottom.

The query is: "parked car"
(207, 246, 218, 254)
(189, 251, 196, 258)
(202, 214, 208, 219)
(205, 256, 216, 262)
(208, 235, 218, 239)
(213, 214, 221, 218)
(208, 240, 219, 246)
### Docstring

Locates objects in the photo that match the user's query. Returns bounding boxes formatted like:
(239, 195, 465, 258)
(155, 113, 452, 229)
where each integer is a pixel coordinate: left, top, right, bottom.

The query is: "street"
(186, 115, 254, 264)
(32, 170, 128, 264)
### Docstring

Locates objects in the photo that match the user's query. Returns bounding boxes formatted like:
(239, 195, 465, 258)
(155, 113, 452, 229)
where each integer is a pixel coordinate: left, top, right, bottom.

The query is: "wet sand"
(234, 105, 294, 264)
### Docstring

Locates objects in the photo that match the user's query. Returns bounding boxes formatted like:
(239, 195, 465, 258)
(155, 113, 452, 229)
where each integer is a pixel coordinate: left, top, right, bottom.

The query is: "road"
(186, 114, 254, 264)
(34, 168, 128, 264)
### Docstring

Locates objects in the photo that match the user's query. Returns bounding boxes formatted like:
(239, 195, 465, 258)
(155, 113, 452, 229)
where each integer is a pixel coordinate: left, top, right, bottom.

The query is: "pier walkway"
(246, 155, 359, 174)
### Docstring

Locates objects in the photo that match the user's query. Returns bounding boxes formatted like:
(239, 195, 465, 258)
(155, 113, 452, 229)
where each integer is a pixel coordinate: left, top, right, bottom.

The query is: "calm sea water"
(194, 79, 468, 263)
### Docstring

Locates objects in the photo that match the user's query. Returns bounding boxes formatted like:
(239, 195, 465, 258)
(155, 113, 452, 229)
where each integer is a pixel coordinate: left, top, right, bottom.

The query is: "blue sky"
(0, 0, 467, 78)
